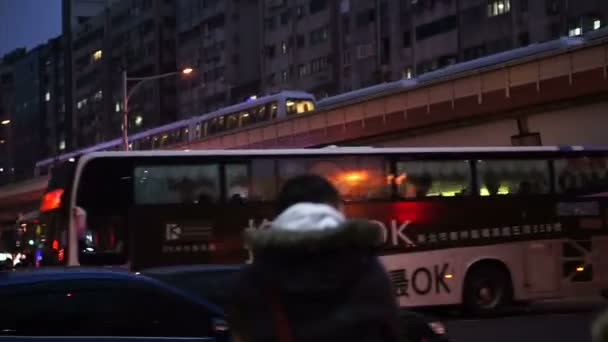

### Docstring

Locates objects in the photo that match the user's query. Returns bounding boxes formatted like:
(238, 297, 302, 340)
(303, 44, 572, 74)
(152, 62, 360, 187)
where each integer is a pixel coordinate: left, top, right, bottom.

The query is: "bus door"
(555, 199, 608, 296)
(524, 240, 559, 294)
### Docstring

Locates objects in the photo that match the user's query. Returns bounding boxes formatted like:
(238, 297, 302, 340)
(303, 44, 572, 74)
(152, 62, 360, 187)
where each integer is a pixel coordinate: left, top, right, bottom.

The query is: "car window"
(152, 270, 239, 307)
(0, 278, 214, 337)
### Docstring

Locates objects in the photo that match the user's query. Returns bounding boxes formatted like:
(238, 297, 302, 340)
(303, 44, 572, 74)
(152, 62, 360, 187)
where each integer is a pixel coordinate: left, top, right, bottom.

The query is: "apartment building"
(260, 0, 339, 98)
(259, 0, 608, 97)
(70, 0, 177, 148)
(0, 49, 26, 185)
(176, 0, 261, 118)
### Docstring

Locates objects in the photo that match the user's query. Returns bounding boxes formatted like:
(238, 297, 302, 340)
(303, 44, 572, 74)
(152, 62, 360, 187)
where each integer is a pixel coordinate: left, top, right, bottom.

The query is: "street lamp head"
(182, 67, 194, 75)
(1, 119, 10, 125)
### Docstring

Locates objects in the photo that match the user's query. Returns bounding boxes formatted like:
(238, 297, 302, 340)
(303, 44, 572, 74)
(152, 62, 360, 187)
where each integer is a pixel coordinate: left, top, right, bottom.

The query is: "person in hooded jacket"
(593, 309, 608, 342)
(226, 174, 401, 342)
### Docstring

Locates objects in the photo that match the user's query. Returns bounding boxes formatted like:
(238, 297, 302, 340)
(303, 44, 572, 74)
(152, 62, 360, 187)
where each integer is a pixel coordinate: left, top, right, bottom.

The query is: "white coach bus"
(36, 147, 608, 314)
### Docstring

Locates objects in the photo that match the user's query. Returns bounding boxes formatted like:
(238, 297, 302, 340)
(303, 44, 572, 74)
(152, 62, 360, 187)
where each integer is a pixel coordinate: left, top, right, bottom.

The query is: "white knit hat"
(271, 203, 345, 232)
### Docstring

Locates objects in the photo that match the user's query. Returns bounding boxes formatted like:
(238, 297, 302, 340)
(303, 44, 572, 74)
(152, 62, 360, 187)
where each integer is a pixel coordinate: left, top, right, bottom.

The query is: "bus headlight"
(428, 321, 446, 335)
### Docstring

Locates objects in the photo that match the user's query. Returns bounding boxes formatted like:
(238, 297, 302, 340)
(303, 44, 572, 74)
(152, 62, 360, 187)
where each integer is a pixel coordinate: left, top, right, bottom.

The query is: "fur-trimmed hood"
(227, 204, 401, 342)
(244, 203, 382, 252)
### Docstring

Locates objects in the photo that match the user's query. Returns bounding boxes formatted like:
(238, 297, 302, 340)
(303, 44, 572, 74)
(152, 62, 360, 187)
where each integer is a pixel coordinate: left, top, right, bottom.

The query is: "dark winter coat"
(226, 204, 401, 342)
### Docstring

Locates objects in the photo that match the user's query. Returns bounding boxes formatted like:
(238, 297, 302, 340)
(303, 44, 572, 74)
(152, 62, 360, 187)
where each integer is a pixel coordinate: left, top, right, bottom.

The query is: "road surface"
(439, 298, 607, 342)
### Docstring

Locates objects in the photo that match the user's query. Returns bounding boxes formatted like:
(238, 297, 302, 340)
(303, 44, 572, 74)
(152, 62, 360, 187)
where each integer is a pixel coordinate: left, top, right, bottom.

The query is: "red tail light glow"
(40, 189, 65, 212)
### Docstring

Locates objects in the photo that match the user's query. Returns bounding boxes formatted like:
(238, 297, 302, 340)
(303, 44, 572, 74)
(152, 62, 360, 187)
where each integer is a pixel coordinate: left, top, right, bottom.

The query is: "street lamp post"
(121, 68, 193, 151)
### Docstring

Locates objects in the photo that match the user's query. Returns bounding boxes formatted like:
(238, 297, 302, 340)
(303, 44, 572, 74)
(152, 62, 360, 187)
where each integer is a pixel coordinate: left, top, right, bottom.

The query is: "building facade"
(260, 0, 339, 98)
(176, 0, 261, 118)
(62, 0, 122, 151)
(70, 0, 178, 148)
(258, 0, 608, 97)
(0, 49, 26, 185)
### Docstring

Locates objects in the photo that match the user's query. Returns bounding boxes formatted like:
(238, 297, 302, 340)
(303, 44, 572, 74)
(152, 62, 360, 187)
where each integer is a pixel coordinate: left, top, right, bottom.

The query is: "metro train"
(34, 35, 593, 176)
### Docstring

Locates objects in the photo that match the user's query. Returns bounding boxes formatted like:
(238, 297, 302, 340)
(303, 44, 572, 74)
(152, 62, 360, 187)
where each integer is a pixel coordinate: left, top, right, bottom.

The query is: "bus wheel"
(463, 263, 512, 316)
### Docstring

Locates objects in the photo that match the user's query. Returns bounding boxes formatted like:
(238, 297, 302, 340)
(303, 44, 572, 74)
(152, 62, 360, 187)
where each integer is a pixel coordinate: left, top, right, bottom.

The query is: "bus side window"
(477, 159, 550, 196)
(396, 160, 472, 198)
(134, 165, 221, 205)
(278, 157, 389, 201)
(555, 157, 608, 194)
(250, 159, 277, 201)
(225, 164, 250, 204)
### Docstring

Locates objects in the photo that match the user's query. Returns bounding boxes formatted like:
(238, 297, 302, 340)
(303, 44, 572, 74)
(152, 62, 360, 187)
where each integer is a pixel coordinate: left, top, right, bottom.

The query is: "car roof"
(141, 264, 244, 276)
(0, 267, 225, 316)
(0, 267, 137, 286)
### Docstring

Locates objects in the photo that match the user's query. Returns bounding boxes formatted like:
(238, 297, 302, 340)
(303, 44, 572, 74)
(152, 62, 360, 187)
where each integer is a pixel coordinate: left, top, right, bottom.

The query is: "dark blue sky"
(0, 0, 62, 57)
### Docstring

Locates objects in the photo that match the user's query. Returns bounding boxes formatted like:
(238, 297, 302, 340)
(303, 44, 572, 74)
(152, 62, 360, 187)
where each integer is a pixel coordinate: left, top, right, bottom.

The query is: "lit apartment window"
(93, 90, 103, 101)
(593, 19, 602, 30)
(487, 0, 510, 17)
(92, 49, 103, 61)
(281, 41, 288, 54)
(115, 102, 121, 112)
(569, 27, 582, 37)
(403, 67, 413, 80)
(298, 64, 310, 77)
(59, 140, 66, 151)
(45, 91, 51, 102)
(135, 115, 143, 126)
(281, 70, 289, 82)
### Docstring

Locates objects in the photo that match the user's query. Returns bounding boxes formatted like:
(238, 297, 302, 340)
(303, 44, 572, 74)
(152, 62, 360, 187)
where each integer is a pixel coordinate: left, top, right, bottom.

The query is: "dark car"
(0, 267, 231, 341)
(142, 264, 451, 342)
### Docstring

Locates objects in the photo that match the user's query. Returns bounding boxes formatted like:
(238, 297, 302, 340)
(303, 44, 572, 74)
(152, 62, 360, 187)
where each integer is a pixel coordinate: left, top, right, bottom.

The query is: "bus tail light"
(40, 189, 64, 212)
(444, 273, 454, 279)
(576, 266, 585, 272)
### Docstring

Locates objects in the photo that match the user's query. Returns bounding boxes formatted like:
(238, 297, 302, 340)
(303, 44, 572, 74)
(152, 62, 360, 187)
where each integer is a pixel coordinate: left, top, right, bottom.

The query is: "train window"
(195, 123, 202, 139)
(134, 164, 221, 205)
(269, 102, 278, 119)
(226, 114, 239, 130)
(152, 136, 160, 149)
(278, 156, 390, 201)
(208, 117, 225, 135)
(555, 157, 608, 194)
(396, 160, 472, 198)
(253, 105, 267, 122)
(286, 99, 314, 116)
(240, 111, 251, 126)
(172, 129, 180, 144)
(477, 159, 550, 196)
(181, 127, 189, 142)
(160, 134, 169, 147)
(140, 137, 152, 150)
